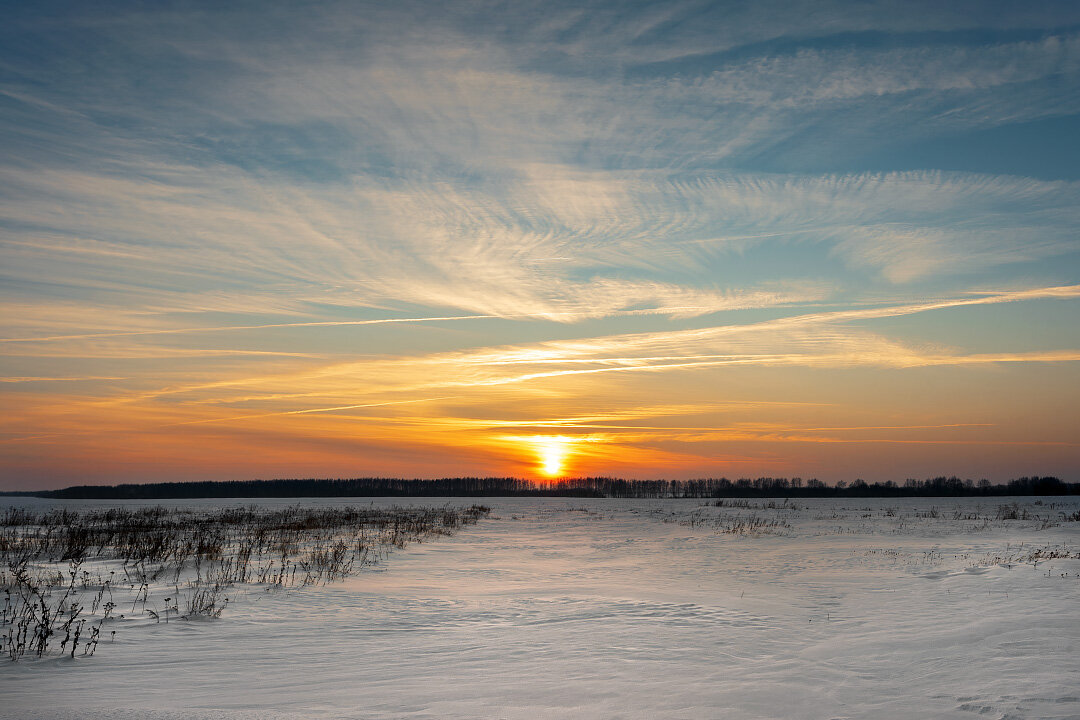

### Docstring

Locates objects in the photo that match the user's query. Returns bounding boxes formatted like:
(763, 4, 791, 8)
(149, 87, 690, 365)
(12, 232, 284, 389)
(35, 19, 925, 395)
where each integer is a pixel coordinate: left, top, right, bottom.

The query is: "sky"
(1, 0, 1079, 489)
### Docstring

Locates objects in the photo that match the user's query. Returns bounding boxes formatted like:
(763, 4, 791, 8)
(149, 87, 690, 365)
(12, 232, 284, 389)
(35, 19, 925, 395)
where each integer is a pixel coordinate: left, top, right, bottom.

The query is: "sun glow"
(534, 435, 573, 478)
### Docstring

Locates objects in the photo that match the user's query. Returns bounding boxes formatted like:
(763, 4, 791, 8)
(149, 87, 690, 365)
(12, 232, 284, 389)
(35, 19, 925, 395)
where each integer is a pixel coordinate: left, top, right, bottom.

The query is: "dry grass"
(1, 504, 489, 660)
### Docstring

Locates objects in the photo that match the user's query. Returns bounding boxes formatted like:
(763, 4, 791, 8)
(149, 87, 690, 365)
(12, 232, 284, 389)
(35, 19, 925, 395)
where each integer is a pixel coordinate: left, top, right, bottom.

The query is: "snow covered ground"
(3, 496, 1078, 719)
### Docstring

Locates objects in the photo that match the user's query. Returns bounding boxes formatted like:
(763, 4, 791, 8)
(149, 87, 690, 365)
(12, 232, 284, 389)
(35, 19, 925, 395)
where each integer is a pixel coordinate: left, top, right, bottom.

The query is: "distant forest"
(21, 475, 1078, 499)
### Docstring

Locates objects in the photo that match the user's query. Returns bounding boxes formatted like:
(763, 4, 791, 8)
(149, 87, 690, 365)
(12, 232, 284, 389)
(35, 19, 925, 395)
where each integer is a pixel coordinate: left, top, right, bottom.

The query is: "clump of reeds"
(972, 542, 1077, 570)
(714, 513, 791, 536)
(1, 503, 490, 660)
(713, 499, 754, 509)
(996, 503, 1024, 521)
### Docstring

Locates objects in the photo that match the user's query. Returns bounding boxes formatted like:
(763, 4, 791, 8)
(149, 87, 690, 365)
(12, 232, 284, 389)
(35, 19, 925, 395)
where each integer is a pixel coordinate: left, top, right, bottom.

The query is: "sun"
(534, 436, 572, 478)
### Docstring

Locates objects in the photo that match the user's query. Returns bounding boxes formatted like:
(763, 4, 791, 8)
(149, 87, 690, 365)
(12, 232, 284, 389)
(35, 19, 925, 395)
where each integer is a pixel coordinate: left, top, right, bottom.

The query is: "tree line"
(25, 475, 1078, 499)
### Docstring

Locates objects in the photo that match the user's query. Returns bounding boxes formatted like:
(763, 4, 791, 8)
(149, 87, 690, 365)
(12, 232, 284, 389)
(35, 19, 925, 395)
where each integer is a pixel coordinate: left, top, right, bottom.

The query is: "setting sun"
(534, 436, 574, 478)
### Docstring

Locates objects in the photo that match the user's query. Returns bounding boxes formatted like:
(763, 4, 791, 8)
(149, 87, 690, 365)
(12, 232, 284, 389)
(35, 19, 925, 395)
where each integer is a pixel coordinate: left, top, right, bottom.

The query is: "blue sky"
(1, 1, 1079, 487)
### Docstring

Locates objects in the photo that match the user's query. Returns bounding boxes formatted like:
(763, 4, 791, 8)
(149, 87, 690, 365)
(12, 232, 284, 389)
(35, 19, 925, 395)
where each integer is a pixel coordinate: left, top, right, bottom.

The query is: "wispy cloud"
(0, 314, 500, 344)
(38, 283, 1074, 418)
(0, 376, 125, 383)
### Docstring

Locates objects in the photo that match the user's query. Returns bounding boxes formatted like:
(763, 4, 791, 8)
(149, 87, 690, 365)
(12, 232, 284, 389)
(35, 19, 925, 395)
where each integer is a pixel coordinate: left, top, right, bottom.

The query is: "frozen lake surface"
(3, 496, 1079, 719)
